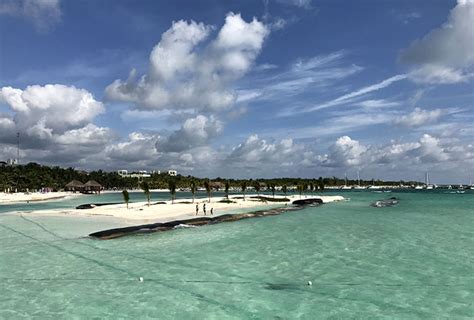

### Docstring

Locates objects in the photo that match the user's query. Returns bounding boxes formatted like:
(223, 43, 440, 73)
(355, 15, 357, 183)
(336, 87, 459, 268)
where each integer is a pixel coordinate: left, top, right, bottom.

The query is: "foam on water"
(0, 190, 473, 318)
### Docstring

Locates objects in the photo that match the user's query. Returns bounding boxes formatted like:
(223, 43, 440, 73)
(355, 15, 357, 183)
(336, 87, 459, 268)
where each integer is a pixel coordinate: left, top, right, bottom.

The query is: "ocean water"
(0, 190, 472, 319)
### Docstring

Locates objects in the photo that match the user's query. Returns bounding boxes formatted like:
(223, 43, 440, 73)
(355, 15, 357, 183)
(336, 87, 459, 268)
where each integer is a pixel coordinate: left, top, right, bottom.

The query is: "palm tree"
(122, 189, 130, 209)
(319, 180, 325, 193)
(204, 180, 211, 203)
(297, 185, 303, 199)
(282, 184, 287, 198)
(309, 182, 314, 194)
(241, 181, 247, 201)
(141, 181, 151, 206)
(254, 181, 261, 196)
(168, 180, 176, 204)
(271, 184, 276, 198)
(224, 181, 230, 199)
(190, 180, 197, 203)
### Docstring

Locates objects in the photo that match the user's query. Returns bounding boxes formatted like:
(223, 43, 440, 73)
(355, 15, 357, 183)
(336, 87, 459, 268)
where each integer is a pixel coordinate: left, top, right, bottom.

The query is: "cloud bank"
(400, 0, 474, 84)
(106, 12, 269, 113)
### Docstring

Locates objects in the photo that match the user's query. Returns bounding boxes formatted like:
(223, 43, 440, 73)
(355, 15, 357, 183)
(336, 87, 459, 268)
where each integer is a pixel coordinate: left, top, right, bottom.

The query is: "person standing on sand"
(203, 203, 206, 215)
(195, 204, 199, 215)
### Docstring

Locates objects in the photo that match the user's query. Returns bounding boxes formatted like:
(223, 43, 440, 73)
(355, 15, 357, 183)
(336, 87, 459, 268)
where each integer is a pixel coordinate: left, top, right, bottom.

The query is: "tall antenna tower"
(16, 132, 20, 165)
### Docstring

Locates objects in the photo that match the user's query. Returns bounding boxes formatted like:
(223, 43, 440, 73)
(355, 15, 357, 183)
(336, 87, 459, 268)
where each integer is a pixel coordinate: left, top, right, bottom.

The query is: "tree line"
(0, 162, 415, 193)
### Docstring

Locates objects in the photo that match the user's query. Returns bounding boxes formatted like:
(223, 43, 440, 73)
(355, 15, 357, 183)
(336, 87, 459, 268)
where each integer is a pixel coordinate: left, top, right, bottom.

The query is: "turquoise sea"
(1, 190, 473, 319)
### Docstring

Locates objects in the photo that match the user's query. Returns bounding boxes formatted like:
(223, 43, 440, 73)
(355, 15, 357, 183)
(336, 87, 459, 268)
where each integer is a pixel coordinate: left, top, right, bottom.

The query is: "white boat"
(368, 185, 381, 190)
(414, 185, 423, 190)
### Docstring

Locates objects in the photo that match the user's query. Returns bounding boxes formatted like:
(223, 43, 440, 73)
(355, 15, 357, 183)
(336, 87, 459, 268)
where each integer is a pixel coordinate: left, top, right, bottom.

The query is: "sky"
(0, 0, 473, 183)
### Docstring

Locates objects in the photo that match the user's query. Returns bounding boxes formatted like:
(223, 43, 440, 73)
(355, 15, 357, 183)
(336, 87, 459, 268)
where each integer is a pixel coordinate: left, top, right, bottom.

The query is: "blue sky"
(0, 0, 473, 183)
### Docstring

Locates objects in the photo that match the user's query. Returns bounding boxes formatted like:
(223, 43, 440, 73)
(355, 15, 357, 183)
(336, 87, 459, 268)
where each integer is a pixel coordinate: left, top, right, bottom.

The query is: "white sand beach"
(21, 194, 344, 224)
(0, 191, 81, 204)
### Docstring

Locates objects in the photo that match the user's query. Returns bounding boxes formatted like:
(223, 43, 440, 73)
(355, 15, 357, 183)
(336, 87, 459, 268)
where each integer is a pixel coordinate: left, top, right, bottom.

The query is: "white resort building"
(117, 169, 178, 178)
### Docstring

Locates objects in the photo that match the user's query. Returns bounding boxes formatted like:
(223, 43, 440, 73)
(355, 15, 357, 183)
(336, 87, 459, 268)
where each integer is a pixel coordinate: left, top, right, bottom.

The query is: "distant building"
(6, 159, 17, 165)
(117, 169, 128, 176)
(117, 169, 151, 178)
(118, 169, 177, 178)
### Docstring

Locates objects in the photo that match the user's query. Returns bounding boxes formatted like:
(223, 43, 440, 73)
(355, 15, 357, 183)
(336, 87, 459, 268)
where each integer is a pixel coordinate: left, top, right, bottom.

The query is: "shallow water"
(1, 190, 473, 319)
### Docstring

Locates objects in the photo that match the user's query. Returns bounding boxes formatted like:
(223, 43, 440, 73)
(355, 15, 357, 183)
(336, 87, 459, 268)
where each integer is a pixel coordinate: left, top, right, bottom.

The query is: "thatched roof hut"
(65, 180, 84, 192)
(210, 181, 224, 190)
(84, 180, 103, 194)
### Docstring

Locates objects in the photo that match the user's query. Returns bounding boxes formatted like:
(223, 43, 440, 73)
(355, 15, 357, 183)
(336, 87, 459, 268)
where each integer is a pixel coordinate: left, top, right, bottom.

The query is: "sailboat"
(341, 174, 352, 189)
(353, 170, 365, 189)
(425, 171, 435, 189)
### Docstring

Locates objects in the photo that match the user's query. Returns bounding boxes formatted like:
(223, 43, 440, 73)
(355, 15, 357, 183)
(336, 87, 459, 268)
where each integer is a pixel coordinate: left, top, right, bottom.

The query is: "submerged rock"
(292, 198, 323, 206)
(371, 197, 399, 208)
(76, 202, 122, 209)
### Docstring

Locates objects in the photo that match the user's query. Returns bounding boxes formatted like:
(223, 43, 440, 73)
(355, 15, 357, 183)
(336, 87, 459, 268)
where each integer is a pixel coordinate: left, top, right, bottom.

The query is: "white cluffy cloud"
(106, 12, 269, 112)
(0, 84, 113, 161)
(395, 108, 443, 128)
(155, 114, 223, 152)
(0, 0, 61, 31)
(319, 134, 473, 169)
(106, 132, 159, 163)
(227, 134, 304, 166)
(400, 0, 474, 84)
(0, 84, 104, 133)
(324, 136, 367, 167)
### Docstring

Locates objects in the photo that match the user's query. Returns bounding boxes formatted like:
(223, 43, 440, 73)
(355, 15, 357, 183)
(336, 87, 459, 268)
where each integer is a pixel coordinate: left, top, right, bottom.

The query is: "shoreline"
(0, 191, 82, 204)
(17, 194, 344, 222)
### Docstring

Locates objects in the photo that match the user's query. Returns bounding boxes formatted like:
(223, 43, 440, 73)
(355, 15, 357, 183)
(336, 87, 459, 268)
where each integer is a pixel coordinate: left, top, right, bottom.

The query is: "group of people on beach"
(196, 203, 213, 216)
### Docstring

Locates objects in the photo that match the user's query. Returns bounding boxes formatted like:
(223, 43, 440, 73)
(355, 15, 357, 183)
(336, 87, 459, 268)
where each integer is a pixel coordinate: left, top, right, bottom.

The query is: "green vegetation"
(204, 180, 211, 203)
(141, 181, 151, 206)
(241, 181, 247, 201)
(270, 184, 276, 198)
(224, 181, 230, 199)
(190, 180, 197, 203)
(296, 185, 304, 198)
(122, 189, 130, 209)
(253, 181, 261, 196)
(168, 180, 177, 204)
(0, 162, 419, 194)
